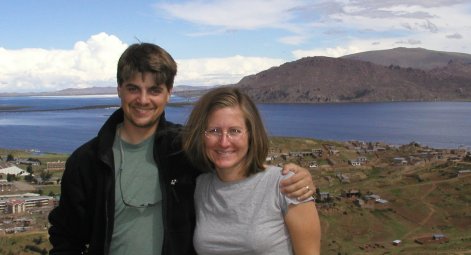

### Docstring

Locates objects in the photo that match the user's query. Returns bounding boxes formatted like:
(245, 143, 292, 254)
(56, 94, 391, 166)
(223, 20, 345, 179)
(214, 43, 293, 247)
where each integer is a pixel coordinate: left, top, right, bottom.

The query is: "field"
(269, 137, 471, 255)
(2, 138, 471, 254)
(0, 232, 50, 255)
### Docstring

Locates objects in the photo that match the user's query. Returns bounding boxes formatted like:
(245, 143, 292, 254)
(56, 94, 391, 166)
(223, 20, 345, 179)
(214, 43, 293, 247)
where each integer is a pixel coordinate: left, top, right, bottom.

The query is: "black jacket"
(48, 109, 199, 255)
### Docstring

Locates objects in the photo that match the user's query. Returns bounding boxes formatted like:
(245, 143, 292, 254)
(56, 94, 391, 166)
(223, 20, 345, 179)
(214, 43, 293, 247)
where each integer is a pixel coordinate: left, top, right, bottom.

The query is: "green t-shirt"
(110, 130, 163, 255)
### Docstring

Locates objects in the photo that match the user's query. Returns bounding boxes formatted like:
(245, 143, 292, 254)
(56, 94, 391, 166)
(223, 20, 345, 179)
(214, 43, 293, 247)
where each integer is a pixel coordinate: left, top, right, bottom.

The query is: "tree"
(24, 174, 34, 182)
(39, 170, 52, 182)
(464, 153, 471, 162)
(6, 154, 14, 162)
(33, 236, 43, 245)
(27, 165, 33, 175)
(27, 158, 41, 165)
(7, 173, 18, 182)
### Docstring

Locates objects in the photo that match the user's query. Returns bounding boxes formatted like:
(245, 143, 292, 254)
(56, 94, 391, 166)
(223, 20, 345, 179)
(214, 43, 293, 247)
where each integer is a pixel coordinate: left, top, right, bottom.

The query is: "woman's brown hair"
(182, 87, 269, 176)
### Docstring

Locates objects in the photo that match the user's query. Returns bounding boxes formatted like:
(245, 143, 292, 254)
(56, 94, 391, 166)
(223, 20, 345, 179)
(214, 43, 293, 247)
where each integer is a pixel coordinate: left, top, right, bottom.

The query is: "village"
(0, 158, 63, 236)
(1, 138, 471, 253)
(266, 138, 471, 250)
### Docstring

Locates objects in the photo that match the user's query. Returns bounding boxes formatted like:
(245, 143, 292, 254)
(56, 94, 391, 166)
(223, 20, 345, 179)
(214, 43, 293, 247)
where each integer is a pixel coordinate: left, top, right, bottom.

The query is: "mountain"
(49, 86, 117, 95)
(171, 85, 215, 99)
(0, 85, 212, 97)
(3, 48, 470, 103)
(0, 86, 117, 97)
(342, 47, 471, 70)
(234, 48, 471, 103)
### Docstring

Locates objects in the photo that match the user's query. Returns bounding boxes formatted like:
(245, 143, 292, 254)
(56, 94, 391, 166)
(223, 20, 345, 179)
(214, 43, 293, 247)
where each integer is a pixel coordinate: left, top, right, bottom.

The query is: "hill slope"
(342, 47, 471, 70)
(235, 54, 471, 103)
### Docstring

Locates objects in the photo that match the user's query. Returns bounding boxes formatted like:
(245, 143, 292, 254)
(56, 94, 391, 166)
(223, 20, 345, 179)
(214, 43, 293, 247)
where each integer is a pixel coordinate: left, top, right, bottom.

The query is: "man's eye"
(149, 88, 163, 95)
(127, 87, 138, 92)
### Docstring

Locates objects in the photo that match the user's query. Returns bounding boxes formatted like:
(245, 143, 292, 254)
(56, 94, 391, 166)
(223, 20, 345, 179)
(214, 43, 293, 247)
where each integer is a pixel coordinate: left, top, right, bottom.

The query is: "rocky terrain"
(235, 48, 471, 103)
(4, 47, 471, 104)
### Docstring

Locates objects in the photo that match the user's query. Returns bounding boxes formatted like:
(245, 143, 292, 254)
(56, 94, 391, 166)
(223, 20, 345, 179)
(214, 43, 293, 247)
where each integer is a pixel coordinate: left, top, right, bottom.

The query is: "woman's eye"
(229, 129, 242, 135)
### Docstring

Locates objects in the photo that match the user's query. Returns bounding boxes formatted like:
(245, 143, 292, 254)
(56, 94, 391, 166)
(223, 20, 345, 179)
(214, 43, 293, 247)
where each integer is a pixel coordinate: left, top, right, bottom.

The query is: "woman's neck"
(215, 167, 247, 182)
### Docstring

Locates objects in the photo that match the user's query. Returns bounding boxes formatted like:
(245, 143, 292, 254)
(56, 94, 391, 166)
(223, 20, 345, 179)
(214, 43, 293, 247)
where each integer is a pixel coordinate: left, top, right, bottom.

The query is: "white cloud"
(156, 0, 471, 53)
(290, 1, 471, 58)
(176, 55, 283, 86)
(0, 32, 283, 92)
(2, 1, 471, 92)
(156, 0, 311, 44)
(0, 33, 127, 93)
(157, 0, 304, 30)
(292, 46, 363, 58)
(446, 33, 463, 39)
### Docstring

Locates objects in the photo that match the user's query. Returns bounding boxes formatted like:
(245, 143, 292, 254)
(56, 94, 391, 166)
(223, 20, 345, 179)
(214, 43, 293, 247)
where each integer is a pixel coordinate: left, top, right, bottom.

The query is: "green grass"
(368, 166, 386, 178)
(0, 232, 51, 255)
(36, 185, 61, 196)
(2, 138, 471, 255)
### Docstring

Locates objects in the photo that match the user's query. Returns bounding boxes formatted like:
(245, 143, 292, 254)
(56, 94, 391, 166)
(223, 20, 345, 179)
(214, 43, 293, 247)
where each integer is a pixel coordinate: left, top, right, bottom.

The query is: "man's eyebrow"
(150, 84, 165, 90)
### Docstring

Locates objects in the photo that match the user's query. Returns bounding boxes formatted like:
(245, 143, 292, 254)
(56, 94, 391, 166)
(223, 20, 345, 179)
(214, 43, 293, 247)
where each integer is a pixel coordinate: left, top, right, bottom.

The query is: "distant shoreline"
(0, 102, 194, 112)
(1, 136, 469, 158)
(0, 104, 120, 112)
(2, 100, 470, 153)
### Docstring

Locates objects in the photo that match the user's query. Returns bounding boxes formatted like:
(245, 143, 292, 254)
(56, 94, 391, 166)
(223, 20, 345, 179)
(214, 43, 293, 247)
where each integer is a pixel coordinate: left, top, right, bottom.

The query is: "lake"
(1, 95, 470, 154)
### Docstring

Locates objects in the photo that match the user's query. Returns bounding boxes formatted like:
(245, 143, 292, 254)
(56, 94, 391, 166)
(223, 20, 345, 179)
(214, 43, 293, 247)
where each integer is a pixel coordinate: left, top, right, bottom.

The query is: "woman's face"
(204, 106, 249, 179)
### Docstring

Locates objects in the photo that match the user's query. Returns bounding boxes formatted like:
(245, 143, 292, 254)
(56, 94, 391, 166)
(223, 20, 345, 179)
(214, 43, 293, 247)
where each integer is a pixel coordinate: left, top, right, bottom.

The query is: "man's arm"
(48, 156, 89, 254)
(280, 163, 315, 200)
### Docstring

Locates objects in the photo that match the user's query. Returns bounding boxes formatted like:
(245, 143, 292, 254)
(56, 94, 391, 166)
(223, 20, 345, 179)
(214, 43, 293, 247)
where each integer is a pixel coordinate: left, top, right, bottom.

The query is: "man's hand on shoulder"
(280, 163, 315, 200)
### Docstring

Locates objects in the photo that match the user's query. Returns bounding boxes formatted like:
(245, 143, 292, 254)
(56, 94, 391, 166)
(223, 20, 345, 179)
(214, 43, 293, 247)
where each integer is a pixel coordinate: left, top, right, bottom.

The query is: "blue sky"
(1, 0, 470, 93)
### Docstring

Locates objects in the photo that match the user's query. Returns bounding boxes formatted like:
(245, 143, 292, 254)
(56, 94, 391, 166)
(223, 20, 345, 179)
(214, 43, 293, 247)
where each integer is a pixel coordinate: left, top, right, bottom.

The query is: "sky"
(1, 0, 471, 93)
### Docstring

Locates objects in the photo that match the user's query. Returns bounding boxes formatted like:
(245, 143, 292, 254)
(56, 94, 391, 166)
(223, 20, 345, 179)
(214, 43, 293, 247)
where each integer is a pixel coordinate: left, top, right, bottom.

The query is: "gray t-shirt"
(193, 165, 313, 255)
(109, 131, 163, 255)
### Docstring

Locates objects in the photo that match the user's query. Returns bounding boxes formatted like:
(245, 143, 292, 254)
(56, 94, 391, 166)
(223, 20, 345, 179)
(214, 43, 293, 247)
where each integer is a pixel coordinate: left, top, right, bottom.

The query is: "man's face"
(117, 72, 171, 133)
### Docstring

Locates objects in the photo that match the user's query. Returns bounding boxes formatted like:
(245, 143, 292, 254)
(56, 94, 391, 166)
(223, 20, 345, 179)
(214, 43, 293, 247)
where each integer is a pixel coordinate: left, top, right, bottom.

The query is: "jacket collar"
(96, 108, 169, 160)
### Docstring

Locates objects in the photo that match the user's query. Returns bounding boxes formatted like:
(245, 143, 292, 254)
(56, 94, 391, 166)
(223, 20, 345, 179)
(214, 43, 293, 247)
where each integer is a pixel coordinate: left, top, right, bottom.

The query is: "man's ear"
(167, 88, 172, 101)
(117, 85, 121, 98)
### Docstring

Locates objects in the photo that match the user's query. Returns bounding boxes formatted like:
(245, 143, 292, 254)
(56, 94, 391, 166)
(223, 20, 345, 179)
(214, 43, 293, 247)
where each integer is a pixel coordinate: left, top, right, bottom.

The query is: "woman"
(183, 87, 321, 255)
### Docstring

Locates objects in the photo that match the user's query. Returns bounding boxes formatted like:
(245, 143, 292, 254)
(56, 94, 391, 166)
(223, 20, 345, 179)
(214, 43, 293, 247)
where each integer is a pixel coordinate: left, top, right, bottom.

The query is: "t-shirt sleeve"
(278, 170, 314, 215)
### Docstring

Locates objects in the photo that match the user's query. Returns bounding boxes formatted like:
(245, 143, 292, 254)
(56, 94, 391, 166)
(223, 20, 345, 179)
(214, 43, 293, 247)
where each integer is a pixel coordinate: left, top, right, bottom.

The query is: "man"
(48, 43, 315, 255)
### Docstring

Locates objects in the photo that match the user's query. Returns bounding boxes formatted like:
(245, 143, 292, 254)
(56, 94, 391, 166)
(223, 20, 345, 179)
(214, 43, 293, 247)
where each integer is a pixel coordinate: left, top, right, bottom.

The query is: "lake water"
(1, 95, 470, 154)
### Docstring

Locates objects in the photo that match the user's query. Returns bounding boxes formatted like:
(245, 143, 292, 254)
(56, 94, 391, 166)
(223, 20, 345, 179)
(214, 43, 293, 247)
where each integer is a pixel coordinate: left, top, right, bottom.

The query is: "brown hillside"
(429, 61, 471, 80)
(342, 47, 471, 70)
(235, 56, 471, 103)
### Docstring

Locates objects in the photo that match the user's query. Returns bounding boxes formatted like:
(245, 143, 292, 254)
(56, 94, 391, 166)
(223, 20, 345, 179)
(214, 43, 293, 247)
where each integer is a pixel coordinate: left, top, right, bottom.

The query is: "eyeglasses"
(118, 167, 160, 208)
(118, 129, 159, 208)
(204, 128, 247, 141)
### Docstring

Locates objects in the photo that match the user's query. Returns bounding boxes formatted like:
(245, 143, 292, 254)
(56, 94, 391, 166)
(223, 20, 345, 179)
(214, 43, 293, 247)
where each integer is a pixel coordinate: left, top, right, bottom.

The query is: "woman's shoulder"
(263, 165, 293, 179)
(196, 171, 214, 184)
(253, 165, 288, 184)
(263, 165, 282, 175)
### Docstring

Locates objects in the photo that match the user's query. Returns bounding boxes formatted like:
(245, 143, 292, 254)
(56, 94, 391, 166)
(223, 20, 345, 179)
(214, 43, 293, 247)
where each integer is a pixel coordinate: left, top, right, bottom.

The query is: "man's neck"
(119, 123, 158, 144)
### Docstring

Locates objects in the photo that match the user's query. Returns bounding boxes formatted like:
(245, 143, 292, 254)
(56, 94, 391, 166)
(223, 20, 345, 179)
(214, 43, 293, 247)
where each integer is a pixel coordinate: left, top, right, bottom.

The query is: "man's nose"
(137, 91, 150, 103)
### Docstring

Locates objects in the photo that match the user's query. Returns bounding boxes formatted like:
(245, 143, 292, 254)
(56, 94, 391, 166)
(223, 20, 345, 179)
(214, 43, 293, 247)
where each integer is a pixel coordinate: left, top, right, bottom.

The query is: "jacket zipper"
(170, 179, 180, 203)
(103, 156, 114, 255)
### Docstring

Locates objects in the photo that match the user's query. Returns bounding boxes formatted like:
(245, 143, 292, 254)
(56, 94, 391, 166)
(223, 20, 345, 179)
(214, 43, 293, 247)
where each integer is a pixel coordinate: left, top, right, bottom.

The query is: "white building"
(0, 163, 28, 179)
